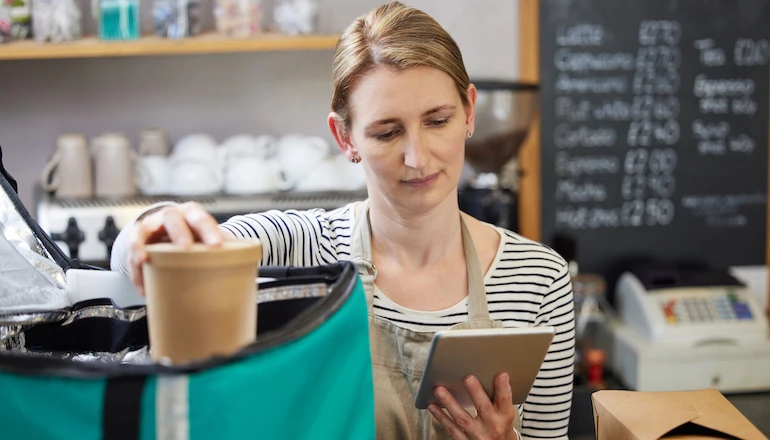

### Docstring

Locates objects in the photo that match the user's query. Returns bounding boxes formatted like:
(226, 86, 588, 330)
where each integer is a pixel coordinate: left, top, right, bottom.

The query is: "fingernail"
(208, 233, 222, 246)
(464, 375, 474, 385)
(434, 387, 446, 398)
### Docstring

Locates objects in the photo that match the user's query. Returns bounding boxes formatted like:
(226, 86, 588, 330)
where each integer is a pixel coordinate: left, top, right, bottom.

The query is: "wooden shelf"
(0, 32, 340, 60)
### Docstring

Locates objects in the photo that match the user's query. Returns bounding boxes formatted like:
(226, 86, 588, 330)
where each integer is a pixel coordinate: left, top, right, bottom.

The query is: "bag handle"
(0, 145, 18, 194)
(0, 145, 103, 272)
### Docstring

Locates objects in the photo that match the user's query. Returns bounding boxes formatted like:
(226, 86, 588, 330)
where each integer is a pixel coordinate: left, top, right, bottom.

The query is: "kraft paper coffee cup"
(143, 240, 262, 364)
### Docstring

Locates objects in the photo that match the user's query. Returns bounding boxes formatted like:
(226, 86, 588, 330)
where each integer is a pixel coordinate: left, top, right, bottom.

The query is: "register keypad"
(661, 291, 753, 325)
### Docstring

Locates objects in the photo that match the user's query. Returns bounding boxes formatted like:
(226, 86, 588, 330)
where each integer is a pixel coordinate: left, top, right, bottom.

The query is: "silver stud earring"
(466, 130, 473, 139)
(350, 156, 360, 164)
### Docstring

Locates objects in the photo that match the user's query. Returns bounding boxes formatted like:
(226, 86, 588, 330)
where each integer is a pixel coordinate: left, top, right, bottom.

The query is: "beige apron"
(350, 202, 520, 439)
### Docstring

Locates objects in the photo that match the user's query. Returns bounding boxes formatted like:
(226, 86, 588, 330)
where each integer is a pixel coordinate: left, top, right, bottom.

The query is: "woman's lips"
(403, 172, 439, 188)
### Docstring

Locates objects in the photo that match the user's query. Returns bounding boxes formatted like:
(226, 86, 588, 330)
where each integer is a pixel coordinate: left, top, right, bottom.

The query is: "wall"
(0, 0, 519, 210)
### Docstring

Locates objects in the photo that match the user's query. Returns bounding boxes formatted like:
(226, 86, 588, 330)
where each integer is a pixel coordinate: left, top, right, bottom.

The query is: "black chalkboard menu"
(539, 0, 770, 275)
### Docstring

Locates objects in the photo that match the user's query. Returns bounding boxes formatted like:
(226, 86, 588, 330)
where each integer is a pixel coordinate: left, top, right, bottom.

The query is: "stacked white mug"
(136, 128, 172, 196)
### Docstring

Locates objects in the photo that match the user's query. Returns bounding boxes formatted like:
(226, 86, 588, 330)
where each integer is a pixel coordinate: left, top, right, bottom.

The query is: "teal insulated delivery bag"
(0, 146, 375, 440)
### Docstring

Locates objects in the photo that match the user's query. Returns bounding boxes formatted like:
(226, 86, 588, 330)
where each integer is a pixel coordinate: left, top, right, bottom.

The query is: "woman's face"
(334, 65, 476, 214)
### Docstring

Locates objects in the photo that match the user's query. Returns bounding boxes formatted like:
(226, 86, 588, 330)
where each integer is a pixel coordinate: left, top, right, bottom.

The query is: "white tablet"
(414, 326, 555, 410)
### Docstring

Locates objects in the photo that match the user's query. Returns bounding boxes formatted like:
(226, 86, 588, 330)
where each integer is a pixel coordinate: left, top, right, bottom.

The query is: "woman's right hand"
(129, 202, 228, 294)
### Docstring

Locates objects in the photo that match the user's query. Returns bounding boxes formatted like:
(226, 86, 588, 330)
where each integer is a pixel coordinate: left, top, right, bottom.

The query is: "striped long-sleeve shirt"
(111, 203, 575, 439)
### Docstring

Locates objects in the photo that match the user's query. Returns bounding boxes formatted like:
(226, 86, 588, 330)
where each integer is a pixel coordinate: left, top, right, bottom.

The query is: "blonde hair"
(331, 1, 470, 130)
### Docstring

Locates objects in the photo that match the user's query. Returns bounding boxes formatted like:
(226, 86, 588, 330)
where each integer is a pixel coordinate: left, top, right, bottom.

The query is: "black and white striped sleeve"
(220, 209, 340, 268)
(520, 263, 575, 440)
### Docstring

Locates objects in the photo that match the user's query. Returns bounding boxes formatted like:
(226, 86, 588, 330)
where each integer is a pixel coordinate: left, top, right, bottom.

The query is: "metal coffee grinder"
(459, 81, 539, 231)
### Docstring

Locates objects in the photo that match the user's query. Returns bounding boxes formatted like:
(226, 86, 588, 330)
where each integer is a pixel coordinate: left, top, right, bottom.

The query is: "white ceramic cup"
(294, 157, 348, 192)
(334, 153, 367, 190)
(276, 134, 329, 188)
(173, 134, 220, 164)
(139, 128, 171, 157)
(169, 157, 224, 196)
(225, 157, 291, 194)
(220, 134, 276, 160)
(137, 156, 171, 195)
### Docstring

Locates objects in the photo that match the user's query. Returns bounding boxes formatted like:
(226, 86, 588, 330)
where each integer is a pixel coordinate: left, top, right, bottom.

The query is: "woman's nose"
(403, 132, 429, 170)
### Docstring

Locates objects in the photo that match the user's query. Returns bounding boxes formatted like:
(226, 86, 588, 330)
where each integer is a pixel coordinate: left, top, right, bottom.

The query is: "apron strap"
(350, 200, 377, 314)
(349, 200, 490, 321)
(459, 217, 490, 321)
(359, 274, 375, 312)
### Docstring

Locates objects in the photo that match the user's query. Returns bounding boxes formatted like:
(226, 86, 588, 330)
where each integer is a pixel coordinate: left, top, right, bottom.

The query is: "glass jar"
(9, 0, 32, 40)
(0, 0, 11, 43)
(215, 0, 262, 39)
(97, 0, 139, 41)
(572, 273, 608, 344)
(32, 0, 82, 43)
(572, 273, 611, 388)
(272, 0, 318, 35)
(153, 0, 201, 39)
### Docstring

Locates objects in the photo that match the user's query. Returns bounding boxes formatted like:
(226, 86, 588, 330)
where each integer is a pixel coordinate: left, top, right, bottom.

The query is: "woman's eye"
(427, 118, 450, 127)
(374, 130, 398, 141)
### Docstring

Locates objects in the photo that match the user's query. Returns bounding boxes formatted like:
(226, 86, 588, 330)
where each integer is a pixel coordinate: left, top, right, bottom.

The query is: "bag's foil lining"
(257, 282, 328, 304)
(0, 282, 330, 364)
(0, 185, 68, 313)
(60, 304, 146, 326)
(1, 325, 25, 351)
(0, 310, 70, 326)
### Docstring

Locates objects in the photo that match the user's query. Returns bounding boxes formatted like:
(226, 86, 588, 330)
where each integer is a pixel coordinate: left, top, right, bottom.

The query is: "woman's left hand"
(428, 373, 517, 440)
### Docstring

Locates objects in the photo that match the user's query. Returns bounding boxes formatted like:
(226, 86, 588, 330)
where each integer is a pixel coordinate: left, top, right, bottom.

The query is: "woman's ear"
(328, 112, 358, 160)
(465, 84, 478, 133)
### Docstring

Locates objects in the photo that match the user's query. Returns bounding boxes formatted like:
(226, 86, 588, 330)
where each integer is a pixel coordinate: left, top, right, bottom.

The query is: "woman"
(113, 2, 574, 439)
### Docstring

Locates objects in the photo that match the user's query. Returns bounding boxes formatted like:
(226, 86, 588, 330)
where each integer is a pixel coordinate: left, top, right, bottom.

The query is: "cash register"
(611, 265, 770, 393)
